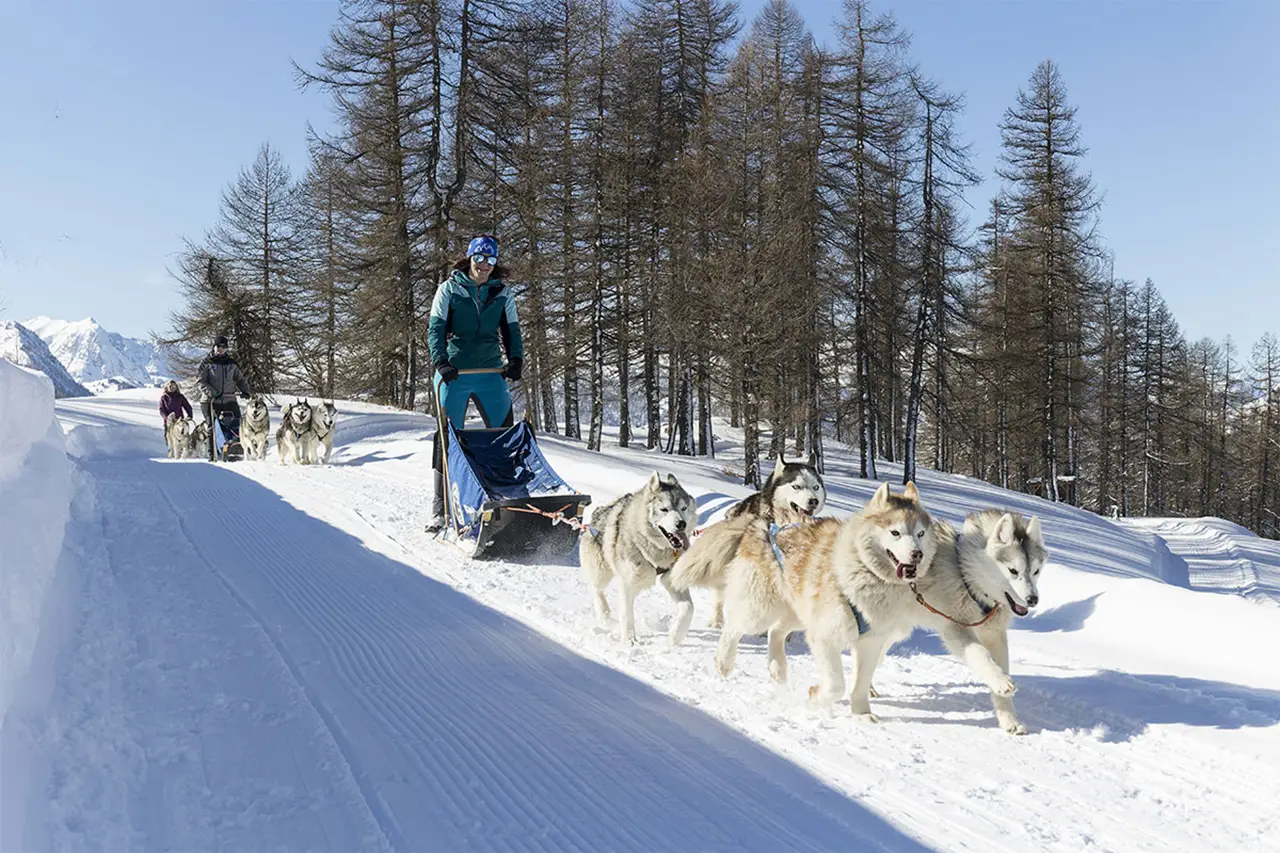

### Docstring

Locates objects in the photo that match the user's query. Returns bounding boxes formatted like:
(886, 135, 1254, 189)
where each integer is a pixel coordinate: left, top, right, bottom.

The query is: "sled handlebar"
(456, 368, 505, 375)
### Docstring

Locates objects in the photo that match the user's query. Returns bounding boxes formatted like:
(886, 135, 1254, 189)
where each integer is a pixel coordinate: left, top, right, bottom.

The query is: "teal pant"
(431, 372, 514, 518)
(434, 371, 513, 430)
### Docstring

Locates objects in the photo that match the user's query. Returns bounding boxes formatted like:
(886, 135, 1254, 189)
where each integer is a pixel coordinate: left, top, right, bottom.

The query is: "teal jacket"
(428, 270, 524, 370)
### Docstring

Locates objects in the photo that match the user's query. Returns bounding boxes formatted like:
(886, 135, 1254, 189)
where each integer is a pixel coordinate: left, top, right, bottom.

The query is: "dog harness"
(767, 522, 871, 636)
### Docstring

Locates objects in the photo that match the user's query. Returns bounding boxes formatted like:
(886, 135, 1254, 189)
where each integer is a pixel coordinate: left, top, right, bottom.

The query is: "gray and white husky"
(310, 400, 337, 464)
(580, 471, 697, 644)
(904, 509, 1047, 734)
(239, 394, 271, 461)
(164, 413, 193, 459)
(188, 420, 209, 459)
(276, 399, 314, 465)
(666, 455, 825, 646)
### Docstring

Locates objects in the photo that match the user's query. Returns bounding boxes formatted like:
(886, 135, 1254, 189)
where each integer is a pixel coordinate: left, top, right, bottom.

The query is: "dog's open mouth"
(664, 528, 689, 551)
(1005, 593, 1029, 616)
(887, 551, 918, 580)
(791, 502, 816, 518)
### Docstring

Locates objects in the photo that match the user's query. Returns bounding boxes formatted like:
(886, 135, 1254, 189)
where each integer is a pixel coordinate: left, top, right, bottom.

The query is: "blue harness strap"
(767, 522, 871, 636)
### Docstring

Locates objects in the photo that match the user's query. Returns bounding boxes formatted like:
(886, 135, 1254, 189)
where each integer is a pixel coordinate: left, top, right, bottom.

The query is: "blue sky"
(1, 0, 1276, 353)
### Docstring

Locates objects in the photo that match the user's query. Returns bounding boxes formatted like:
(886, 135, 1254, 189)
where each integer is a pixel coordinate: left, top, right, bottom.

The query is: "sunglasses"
(471, 253, 498, 266)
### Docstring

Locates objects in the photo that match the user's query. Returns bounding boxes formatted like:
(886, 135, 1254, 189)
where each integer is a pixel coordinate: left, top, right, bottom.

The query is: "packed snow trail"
(9, 390, 1280, 851)
(1119, 516, 1280, 604)
(10, 454, 918, 851)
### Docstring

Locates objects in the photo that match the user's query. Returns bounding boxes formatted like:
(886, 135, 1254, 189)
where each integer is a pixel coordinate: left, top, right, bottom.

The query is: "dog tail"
(578, 511, 610, 588)
(668, 513, 751, 592)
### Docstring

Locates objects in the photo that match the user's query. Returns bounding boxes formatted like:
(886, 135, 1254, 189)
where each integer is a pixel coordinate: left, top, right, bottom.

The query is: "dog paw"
(854, 712, 881, 725)
(991, 675, 1017, 697)
(768, 658, 787, 684)
(806, 684, 835, 713)
(998, 713, 1028, 735)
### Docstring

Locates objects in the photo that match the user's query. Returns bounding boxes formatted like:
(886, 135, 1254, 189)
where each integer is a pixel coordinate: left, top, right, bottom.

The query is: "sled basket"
(212, 402, 243, 463)
(442, 418, 589, 560)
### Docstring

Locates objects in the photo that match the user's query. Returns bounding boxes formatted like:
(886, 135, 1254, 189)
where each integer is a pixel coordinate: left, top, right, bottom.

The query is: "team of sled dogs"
(580, 457, 1048, 734)
(164, 394, 338, 465)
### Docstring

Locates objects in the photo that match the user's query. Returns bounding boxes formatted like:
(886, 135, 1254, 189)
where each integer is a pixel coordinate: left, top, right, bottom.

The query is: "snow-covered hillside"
(5, 389, 1279, 851)
(23, 316, 177, 390)
(0, 322, 90, 398)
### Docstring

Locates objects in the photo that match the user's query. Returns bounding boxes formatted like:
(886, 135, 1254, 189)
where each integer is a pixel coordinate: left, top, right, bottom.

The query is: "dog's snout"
(806, 497, 819, 509)
(675, 519, 687, 531)
(910, 549, 923, 563)
(1027, 594, 1039, 608)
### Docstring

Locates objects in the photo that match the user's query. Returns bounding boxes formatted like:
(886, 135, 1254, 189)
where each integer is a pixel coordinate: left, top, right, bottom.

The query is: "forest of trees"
(167, 0, 1280, 540)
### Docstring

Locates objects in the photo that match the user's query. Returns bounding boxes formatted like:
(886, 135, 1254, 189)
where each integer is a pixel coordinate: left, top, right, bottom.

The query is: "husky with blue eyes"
(580, 472, 697, 644)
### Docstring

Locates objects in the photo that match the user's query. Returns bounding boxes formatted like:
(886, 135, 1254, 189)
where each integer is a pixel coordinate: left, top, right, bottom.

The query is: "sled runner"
(436, 372, 590, 559)
(211, 400, 244, 462)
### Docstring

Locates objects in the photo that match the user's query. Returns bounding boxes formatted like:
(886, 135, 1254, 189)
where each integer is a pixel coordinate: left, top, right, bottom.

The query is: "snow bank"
(64, 422, 162, 461)
(0, 360, 75, 718)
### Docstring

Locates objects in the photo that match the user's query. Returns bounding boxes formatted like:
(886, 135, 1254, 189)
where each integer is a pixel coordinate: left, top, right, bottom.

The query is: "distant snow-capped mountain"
(0, 321, 92, 398)
(22, 316, 179, 390)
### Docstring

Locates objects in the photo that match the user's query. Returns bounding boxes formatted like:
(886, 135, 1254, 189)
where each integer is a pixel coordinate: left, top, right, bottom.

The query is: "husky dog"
(164, 413, 194, 459)
(904, 510, 1047, 734)
(276, 399, 315, 465)
(666, 456, 826, 646)
(188, 421, 210, 459)
(717, 482, 1018, 725)
(725, 457, 826, 523)
(310, 400, 337, 464)
(580, 472, 697, 643)
(239, 394, 272, 461)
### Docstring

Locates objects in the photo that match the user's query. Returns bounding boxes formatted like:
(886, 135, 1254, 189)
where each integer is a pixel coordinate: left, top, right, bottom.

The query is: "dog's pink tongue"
(896, 564, 905, 579)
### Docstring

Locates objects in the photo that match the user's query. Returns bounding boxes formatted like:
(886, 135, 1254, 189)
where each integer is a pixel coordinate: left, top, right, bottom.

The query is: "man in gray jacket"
(197, 335, 253, 460)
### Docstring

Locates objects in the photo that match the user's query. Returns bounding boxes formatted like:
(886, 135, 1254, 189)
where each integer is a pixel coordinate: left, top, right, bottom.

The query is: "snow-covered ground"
(4, 387, 1280, 851)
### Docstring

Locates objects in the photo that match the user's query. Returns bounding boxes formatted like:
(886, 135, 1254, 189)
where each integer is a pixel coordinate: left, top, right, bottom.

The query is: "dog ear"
(994, 513, 1016, 545)
(1026, 515, 1043, 544)
(664, 472, 678, 487)
(647, 471, 662, 491)
(902, 481, 920, 503)
(868, 482, 891, 509)
(773, 455, 786, 478)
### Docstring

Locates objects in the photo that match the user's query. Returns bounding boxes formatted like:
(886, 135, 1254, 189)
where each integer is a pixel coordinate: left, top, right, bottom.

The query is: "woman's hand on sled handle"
(502, 358, 523, 382)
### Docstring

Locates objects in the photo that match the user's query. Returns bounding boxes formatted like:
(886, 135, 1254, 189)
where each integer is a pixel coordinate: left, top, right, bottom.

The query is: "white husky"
(239, 394, 271, 461)
(579, 472, 697, 643)
(276, 399, 315, 465)
(165, 413, 193, 459)
(905, 509, 1047, 733)
(310, 400, 337, 464)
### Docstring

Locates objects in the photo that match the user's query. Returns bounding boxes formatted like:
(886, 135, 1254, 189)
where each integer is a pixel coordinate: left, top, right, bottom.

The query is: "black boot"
(425, 468, 446, 533)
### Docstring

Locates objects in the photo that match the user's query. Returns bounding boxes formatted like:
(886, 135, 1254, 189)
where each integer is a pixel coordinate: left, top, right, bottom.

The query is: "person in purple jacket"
(159, 380, 193, 426)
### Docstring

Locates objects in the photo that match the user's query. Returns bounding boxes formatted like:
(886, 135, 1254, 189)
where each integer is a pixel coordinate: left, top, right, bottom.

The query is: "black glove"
(503, 358, 523, 382)
(437, 363, 459, 384)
